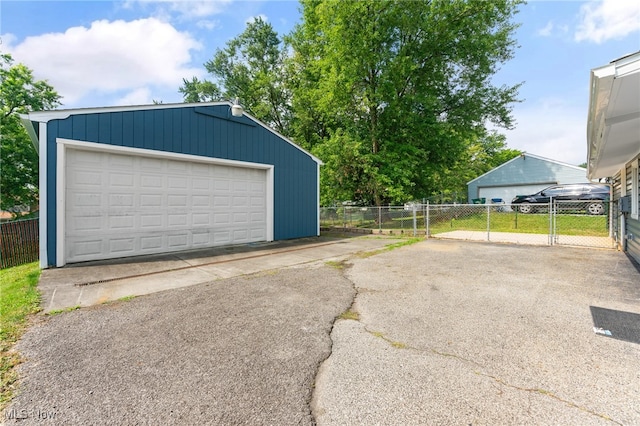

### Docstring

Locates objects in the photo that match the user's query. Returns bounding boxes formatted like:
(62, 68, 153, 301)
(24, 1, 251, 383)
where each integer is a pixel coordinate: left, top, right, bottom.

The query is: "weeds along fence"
(1, 218, 39, 268)
(321, 205, 424, 236)
(320, 200, 615, 248)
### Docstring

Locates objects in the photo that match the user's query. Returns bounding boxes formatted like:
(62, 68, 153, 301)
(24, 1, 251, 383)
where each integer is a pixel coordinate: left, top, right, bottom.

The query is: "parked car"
(511, 183, 610, 215)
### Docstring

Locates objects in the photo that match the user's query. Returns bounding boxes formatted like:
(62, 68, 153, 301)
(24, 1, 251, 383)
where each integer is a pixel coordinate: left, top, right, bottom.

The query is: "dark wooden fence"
(1, 218, 39, 268)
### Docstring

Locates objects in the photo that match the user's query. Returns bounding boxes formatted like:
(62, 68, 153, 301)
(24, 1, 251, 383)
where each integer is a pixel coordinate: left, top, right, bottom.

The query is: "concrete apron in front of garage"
(39, 235, 404, 313)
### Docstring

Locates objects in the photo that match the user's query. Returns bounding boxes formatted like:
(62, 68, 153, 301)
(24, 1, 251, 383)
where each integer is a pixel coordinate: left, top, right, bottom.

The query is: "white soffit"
(588, 52, 640, 179)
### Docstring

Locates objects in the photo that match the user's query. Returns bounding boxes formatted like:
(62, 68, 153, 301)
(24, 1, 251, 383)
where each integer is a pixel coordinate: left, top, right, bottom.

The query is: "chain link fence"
(320, 200, 615, 248)
(320, 205, 424, 235)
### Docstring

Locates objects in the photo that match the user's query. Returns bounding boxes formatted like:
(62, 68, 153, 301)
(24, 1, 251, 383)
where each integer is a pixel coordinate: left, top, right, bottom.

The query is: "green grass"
(322, 208, 610, 237)
(0, 262, 41, 409)
(427, 212, 609, 237)
(356, 237, 423, 258)
(46, 305, 80, 316)
(338, 309, 360, 321)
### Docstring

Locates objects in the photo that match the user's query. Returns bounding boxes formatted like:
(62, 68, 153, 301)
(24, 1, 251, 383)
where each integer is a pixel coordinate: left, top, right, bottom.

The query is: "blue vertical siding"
(44, 104, 318, 265)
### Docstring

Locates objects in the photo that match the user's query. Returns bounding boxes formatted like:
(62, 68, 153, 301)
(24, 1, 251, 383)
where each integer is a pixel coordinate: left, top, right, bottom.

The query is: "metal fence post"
(378, 206, 382, 233)
(342, 207, 344, 227)
(549, 197, 553, 246)
(412, 204, 417, 236)
(425, 201, 430, 238)
(486, 204, 491, 241)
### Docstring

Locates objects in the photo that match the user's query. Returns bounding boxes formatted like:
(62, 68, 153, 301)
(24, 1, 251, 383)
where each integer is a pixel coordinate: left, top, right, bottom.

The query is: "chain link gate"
(320, 200, 616, 249)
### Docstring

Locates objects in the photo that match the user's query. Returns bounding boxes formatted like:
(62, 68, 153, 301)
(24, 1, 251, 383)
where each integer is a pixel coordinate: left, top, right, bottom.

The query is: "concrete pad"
(38, 235, 404, 312)
(433, 230, 615, 248)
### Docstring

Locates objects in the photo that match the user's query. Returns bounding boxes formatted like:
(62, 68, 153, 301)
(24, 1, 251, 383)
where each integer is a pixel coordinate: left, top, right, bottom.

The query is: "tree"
(1, 53, 61, 216)
(429, 131, 521, 202)
(180, 18, 291, 135)
(290, 0, 523, 205)
(179, 77, 222, 103)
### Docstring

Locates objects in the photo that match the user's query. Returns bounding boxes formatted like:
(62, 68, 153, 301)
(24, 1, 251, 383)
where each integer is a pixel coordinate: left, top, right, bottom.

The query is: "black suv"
(511, 183, 610, 215)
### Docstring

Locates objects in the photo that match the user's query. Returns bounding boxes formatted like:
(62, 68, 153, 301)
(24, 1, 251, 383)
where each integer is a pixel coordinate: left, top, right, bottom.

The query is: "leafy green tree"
(290, 0, 523, 205)
(179, 77, 222, 103)
(1, 53, 61, 216)
(181, 18, 291, 135)
(430, 131, 521, 202)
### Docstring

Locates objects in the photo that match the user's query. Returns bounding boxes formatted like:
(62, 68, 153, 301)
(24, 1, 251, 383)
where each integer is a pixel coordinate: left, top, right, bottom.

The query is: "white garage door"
(65, 148, 267, 263)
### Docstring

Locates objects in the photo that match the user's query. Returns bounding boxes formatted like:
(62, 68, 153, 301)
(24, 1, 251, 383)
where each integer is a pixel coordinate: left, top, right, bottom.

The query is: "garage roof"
(587, 51, 640, 179)
(21, 101, 322, 165)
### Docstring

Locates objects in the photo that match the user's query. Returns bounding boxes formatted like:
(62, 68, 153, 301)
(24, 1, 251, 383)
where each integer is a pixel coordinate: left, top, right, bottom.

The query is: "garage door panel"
(74, 215, 102, 232)
(141, 235, 163, 250)
(167, 233, 189, 248)
(73, 240, 103, 258)
(110, 238, 135, 254)
(110, 173, 134, 187)
(140, 214, 163, 228)
(168, 195, 188, 207)
(214, 231, 230, 244)
(233, 229, 249, 241)
(109, 193, 134, 207)
(167, 176, 188, 189)
(214, 196, 231, 207)
(71, 170, 103, 186)
(65, 149, 268, 263)
(233, 212, 248, 224)
(141, 174, 163, 188)
(192, 213, 211, 225)
(109, 154, 135, 168)
(233, 196, 248, 207)
(109, 215, 135, 230)
(192, 230, 211, 245)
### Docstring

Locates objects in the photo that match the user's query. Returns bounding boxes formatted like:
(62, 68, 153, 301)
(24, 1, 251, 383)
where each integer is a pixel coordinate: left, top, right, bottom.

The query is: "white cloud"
(0, 33, 17, 47)
(575, 0, 640, 43)
(115, 87, 153, 106)
(2, 18, 204, 107)
(502, 99, 587, 166)
(537, 21, 554, 37)
(196, 19, 220, 30)
(246, 14, 269, 25)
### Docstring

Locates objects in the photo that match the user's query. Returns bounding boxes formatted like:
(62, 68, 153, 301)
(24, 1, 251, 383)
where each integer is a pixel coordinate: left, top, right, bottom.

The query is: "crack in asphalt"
(310, 241, 628, 425)
(476, 372, 624, 426)
(360, 324, 623, 426)
(309, 260, 357, 425)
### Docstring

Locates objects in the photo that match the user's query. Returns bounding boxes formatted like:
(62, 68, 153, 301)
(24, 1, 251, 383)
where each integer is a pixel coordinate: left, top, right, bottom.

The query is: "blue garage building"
(21, 102, 321, 267)
(467, 153, 588, 204)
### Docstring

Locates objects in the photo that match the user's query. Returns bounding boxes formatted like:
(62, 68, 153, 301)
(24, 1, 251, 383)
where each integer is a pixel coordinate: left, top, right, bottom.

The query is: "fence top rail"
(1, 217, 39, 225)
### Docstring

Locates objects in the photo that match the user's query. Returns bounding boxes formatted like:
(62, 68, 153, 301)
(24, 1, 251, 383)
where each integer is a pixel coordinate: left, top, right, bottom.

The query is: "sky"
(1, 0, 639, 166)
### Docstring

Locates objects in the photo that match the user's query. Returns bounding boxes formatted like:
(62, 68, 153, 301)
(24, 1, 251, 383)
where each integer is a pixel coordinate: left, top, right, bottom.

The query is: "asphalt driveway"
(4, 237, 640, 425)
(5, 265, 355, 425)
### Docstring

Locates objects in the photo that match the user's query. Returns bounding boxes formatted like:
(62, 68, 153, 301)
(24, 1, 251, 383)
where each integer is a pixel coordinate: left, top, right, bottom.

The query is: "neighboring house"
(587, 51, 640, 264)
(467, 153, 588, 204)
(21, 102, 322, 267)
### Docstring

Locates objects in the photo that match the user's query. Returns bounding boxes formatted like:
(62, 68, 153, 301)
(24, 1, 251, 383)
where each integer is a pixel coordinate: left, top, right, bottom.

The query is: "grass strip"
(0, 262, 41, 409)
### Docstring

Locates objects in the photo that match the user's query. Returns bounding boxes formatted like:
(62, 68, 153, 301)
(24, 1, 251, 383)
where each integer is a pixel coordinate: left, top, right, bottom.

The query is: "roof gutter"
(586, 51, 640, 180)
